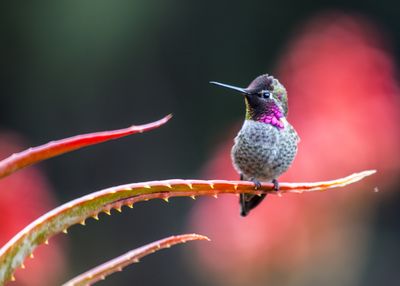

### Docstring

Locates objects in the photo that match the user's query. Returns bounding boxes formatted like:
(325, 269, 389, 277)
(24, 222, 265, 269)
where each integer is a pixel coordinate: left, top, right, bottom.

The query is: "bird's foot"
(272, 179, 283, 197)
(239, 174, 261, 189)
(272, 179, 280, 192)
(251, 178, 262, 190)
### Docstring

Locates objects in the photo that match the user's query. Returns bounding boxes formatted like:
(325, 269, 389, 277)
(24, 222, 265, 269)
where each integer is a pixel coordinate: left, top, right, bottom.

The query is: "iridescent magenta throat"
(259, 105, 284, 129)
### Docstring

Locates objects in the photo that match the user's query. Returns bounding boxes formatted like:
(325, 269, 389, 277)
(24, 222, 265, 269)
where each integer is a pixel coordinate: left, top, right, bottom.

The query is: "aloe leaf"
(62, 234, 209, 286)
(0, 170, 376, 284)
(0, 115, 172, 180)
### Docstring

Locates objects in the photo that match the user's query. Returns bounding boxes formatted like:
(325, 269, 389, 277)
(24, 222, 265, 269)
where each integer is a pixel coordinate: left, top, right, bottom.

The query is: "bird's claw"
(272, 179, 280, 192)
(251, 179, 262, 190)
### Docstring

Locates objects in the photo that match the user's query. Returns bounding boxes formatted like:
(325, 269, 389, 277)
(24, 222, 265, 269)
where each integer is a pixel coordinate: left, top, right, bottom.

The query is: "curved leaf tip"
(62, 233, 208, 286)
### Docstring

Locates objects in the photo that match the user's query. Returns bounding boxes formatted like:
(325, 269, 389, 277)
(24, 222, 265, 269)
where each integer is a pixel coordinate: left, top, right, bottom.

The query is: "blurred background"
(1, 1, 400, 285)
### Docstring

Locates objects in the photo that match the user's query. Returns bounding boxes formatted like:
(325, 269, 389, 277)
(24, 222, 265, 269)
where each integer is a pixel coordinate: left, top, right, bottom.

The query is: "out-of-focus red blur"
(189, 13, 400, 286)
(0, 132, 66, 286)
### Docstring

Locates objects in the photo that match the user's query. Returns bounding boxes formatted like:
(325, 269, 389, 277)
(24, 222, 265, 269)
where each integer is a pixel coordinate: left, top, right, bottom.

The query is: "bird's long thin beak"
(209, 81, 250, 95)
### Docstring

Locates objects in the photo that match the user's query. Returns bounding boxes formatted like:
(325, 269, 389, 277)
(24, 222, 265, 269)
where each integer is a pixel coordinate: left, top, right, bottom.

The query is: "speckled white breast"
(231, 119, 299, 181)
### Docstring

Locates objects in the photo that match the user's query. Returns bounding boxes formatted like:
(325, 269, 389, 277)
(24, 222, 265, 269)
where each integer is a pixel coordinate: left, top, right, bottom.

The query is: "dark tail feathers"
(240, 193, 267, 216)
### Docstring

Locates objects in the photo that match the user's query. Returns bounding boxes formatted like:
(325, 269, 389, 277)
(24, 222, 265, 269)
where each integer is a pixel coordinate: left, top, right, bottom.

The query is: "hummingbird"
(210, 74, 299, 216)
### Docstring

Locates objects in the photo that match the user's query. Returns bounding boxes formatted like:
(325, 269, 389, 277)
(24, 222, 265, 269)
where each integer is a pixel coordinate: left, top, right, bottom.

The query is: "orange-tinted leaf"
(0, 170, 375, 284)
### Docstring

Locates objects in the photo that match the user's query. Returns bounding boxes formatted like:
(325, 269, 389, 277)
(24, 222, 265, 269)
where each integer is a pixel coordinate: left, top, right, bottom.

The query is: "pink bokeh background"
(0, 132, 66, 286)
(189, 13, 400, 286)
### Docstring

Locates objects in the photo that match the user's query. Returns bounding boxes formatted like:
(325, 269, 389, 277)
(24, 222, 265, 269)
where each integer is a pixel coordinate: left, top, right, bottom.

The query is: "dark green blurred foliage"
(1, 1, 400, 285)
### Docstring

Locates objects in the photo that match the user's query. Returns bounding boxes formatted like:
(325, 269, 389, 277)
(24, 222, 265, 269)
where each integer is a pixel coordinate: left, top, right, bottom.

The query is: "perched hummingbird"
(210, 74, 299, 216)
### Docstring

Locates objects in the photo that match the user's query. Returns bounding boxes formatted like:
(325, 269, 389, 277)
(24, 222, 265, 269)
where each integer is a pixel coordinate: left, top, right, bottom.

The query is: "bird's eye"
(259, 90, 270, 99)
